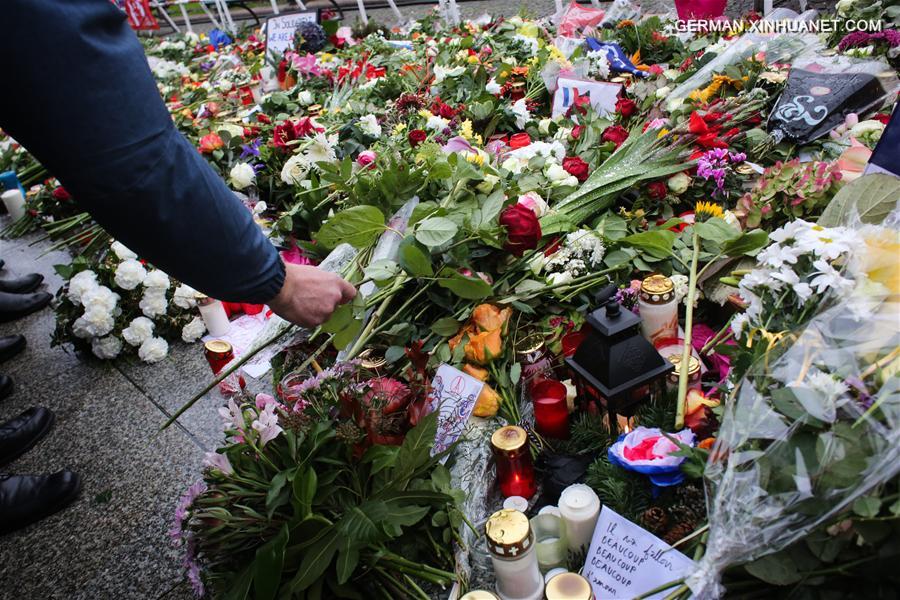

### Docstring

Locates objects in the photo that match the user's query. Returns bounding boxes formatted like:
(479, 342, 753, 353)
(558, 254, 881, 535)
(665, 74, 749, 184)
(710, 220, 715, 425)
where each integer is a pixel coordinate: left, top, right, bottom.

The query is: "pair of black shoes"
(0, 269, 52, 324)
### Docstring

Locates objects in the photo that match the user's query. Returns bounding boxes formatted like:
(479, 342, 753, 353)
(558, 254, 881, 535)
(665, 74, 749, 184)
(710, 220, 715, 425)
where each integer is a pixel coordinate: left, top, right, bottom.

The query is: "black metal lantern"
(566, 295, 674, 435)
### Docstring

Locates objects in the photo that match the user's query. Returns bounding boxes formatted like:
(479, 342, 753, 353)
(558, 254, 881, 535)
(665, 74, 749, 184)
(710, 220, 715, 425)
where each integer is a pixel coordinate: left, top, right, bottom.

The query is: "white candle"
(1, 189, 27, 222)
(558, 484, 600, 555)
(638, 275, 678, 345)
(198, 297, 230, 337)
(503, 496, 529, 512)
(486, 509, 545, 600)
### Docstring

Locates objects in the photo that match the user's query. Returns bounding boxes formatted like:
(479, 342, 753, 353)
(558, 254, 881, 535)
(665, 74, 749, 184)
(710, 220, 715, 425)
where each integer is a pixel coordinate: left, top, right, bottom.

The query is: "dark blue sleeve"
(0, 0, 285, 304)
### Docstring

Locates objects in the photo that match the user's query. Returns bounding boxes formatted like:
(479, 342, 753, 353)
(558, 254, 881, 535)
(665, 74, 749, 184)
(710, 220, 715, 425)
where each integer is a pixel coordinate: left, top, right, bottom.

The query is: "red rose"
(562, 156, 590, 182)
(873, 113, 891, 124)
(615, 97, 637, 119)
(601, 125, 629, 148)
(256, 113, 271, 124)
(52, 186, 71, 201)
(199, 132, 224, 154)
(499, 204, 542, 257)
(647, 181, 668, 200)
(408, 129, 427, 147)
(571, 125, 584, 140)
(508, 132, 532, 149)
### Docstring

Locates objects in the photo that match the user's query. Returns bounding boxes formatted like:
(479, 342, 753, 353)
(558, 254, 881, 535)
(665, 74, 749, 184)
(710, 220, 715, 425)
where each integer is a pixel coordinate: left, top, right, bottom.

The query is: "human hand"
(268, 263, 357, 327)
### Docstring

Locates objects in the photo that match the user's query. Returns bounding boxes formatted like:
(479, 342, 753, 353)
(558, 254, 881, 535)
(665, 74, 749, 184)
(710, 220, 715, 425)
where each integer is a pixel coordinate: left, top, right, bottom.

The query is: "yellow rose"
(473, 383, 501, 417)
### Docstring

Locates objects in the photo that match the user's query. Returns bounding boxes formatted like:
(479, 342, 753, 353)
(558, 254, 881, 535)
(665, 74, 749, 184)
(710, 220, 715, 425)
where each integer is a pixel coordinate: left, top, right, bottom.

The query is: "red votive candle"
(491, 425, 537, 499)
(531, 380, 570, 439)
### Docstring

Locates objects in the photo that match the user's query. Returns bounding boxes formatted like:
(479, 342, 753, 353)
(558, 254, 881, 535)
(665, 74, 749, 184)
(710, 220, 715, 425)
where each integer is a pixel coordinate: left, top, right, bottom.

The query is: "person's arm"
(0, 0, 354, 323)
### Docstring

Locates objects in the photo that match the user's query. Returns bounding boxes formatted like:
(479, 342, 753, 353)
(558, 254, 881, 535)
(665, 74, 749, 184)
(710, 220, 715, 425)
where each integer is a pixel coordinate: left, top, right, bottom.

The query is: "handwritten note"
(264, 10, 319, 60)
(582, 507, 695, 600)
(552, 78, 622, 118)
(427, 364, 484, 457)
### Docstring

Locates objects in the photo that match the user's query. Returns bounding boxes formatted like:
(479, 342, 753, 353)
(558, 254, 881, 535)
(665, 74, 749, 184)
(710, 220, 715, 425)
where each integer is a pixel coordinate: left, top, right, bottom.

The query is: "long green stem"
(675, 232, 701, 429)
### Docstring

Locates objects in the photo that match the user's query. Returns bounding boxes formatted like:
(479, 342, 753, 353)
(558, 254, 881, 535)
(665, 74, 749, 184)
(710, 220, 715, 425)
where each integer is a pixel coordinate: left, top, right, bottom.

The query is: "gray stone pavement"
(0, 227, 221, 599)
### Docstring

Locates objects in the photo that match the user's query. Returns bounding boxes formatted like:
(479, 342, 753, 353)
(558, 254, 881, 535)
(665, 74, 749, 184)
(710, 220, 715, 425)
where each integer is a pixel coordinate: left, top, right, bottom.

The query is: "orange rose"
(465, 328, 503, 365)
(472, 304, 511, 333)
(199, 132, 224, 154)
(462, 364, 489, 381)
(473, 383, 501, 417)
(698, 437, 716, 450)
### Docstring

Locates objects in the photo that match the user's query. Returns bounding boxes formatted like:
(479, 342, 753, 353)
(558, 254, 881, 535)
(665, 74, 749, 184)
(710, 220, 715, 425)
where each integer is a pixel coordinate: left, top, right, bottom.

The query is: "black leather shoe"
(0, 470, 81, 535)
(0, 259, 6, 270)
(0, 291, 52, 323)
(0, 407, 54, 465)
(0, 335, 25, 364)
(0, 273, 43, 294)
(0, 375, 12, 401)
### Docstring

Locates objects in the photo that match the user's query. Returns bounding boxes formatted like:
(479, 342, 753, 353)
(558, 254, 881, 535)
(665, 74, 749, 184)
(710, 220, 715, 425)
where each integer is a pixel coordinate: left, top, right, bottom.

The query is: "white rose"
(561, 175, 579, 188)
(546, 163, 569, 182)
(173, 284, 198, 309)
(538, 118, 554, 135)
(110, 241, 137, 260)
(358, 114, 382, 138)
(72, 308, 116, 339)
(656, 86, 672, 100)
(426, 115, 450, 132)
(143, 270, 170, 290)
(91, 336, 122, 360)
(114, 259, 147, 291)
(122, 316, 155, 346)
(501, 156, 526, 174)
(667, 172, 691, 195)
(140, 289, 168, 318)
(229, 163, 256, 190)
(297, 90, 314, 105)
(68, 270, 99, 306)
(281, 154, 308, 185)
(138, 337, 169, 363)
(181, 316, 207, 343)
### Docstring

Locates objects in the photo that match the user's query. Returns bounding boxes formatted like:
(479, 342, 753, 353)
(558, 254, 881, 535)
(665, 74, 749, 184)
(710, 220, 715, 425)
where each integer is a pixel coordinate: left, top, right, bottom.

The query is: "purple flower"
(838, 31, 873, 51)
(240, 138, 262, 158)
(697, 148, 746, 195)
(184, 536, 205, 597)
(169, 480, 207, 543)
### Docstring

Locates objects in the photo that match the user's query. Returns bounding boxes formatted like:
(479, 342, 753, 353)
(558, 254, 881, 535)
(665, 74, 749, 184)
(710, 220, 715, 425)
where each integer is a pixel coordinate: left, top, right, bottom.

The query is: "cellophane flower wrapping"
(687, 209, 900, 598)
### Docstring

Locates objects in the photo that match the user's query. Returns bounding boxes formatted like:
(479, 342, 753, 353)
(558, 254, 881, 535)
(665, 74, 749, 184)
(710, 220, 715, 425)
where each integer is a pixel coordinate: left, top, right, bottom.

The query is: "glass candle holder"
(531, 380, 570, 439)
(485, 509, 545, 600)
(638, 274, 678, 345)
(516, 332, 554, 387)
(530, 512, 568, 572)
(491, 426, 537, 499)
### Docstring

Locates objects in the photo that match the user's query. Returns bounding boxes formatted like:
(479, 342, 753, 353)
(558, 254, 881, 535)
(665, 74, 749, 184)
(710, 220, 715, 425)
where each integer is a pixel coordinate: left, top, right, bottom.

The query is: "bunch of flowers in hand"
(53, 241, 205, 363)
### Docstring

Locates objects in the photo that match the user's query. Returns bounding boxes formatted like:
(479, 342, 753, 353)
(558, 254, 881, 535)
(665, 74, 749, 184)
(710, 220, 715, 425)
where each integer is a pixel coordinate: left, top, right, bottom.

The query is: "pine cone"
(662, 521, 696, 546)
(641, 507, 669, 534)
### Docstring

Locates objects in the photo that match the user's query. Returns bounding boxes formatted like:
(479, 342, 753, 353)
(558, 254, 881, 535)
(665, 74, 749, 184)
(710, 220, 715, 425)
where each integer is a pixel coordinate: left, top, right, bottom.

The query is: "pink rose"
(357, 150, 377, 169)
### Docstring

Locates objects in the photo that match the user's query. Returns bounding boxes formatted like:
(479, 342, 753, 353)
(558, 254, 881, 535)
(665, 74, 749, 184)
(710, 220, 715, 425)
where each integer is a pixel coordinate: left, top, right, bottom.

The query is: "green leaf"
(620, 230, 676, 259)
(474, 191, 505, 230)
(853, 495, 882, 518)
(223, 562, 254, 600)
(694, 218, 739, 245)
(290, 529, 340, 592)
(266, 471, 289, 516)
(363, 259, 401, 283)
(293, 467, 317, 519)
(437, 268, 493, 300)
(398, 237, 433, 277)
(315, 206, 386, 249)
(322, 304, 354, 334)
(335, 540, 360, 585)
(510, 363, 522, 386)
(744, 552, 803, 585)
(332, 318, 363, 350)
(253, 524, 289, 600)
(595, 212, 629, 241)
(431, 317, 462, 337)
(818, 173, 900, 227)
(415, 217, 458, 248)
(723, 229, 769, 257)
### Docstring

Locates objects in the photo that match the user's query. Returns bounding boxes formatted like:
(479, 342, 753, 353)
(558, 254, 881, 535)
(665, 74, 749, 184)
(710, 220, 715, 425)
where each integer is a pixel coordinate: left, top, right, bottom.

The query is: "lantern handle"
(593, 283, 617, 307)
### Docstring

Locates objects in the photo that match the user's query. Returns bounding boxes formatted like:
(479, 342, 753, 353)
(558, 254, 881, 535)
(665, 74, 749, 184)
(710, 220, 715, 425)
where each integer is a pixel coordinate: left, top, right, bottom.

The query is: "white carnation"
(72, 308, 116, 340)
(114, 259, 147, 291)
(281, 154, 308, 185)
(297, 90, 314, 105)
(358, 114, 382, 138)
(81, 285, 120, 315)
(138, 337, 169, 363)
(68, 270, 99, 306)
(122, 316, 155, 347)
(143, 270, 171, 290)
(140, 288, 168, 318)
(229, 162, 256, 190)
(173, 284, 198, 309)
(181, 316, 207, 343)
(110, 241, 138, 260)
(91, 336, 122, 360)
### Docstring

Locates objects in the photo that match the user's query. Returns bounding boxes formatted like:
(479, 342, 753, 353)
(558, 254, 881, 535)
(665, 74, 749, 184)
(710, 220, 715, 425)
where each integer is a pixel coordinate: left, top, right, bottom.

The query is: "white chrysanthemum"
(304, 133, 337, 165)
(114, 259, 147, 291)
(68, 270, 99, 306)
(138, 337, 169, 363)
(110, 241, 138, 261)
(511, 98, 531, 129)
(229, 163, 256, 190)
(181, 316, 207, 343)
(358, 114, 382, 138)
(143, 270, 171, 290)
(140, 288, 168, 318)
(122, 316, 155, 347)
(730, 312, 749, 338)
(172, 284, 198, 309)
(281, 154, 308, 185)
(72, 308, 116, 340)
(91, 336, 122, 360)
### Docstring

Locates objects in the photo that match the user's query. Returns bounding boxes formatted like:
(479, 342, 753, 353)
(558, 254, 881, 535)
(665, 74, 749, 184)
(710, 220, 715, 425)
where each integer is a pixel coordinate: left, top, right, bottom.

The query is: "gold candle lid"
(485, 509, 532, 558)
(491, 425, 528, 453)
(459, 592, 500, 600)
(546, 572, 593, 600)
(668, 353, 700, 376)
(204, 339, 232, 354)
(640, 274, 675, 304)
(515, 332, 545, 356)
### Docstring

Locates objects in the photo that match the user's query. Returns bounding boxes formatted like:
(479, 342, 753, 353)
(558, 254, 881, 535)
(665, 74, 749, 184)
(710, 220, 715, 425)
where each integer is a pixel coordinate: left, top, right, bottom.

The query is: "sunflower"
(695, 201, 724, 221)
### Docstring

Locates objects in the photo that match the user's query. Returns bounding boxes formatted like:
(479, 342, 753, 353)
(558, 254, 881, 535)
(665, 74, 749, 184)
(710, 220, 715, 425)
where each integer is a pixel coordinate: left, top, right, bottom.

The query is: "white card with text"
(427, 364, 484, 457)
(552, 78, 622, 118)
(582, 506, 696, 599)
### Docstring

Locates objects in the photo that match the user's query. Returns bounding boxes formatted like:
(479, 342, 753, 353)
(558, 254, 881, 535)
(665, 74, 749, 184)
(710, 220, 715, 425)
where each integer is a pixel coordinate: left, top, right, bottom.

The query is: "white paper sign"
(427, 364, 484, 457)
(264, 10, 319, 60)
(552, 78, 622, 118)
(582, 507, 695, 600)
